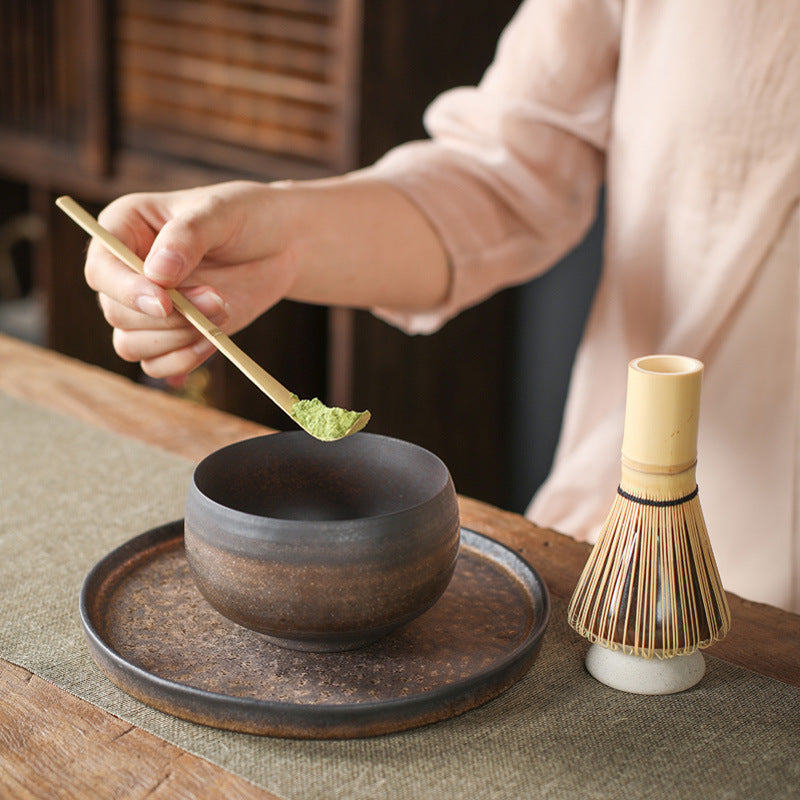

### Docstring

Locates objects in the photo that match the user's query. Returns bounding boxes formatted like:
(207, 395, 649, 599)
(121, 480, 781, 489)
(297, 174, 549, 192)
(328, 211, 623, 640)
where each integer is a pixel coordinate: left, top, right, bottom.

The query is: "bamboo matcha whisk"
(568, 355, 730, 694)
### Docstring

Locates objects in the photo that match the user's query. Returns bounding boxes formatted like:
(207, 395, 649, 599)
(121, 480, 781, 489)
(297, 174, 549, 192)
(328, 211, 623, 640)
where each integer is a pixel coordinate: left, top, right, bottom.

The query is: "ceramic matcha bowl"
(184, 431, 460, 652)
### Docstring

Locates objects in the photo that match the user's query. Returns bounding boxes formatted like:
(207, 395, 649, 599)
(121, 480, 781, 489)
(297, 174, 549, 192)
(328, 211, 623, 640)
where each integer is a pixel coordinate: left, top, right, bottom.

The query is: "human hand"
(86, 175, 450, 378)
(84, 180, 296, 378)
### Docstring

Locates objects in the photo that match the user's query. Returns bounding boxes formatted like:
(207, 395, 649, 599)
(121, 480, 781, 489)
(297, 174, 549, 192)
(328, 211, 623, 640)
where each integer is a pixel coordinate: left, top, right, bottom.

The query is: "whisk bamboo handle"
(622, 354, 703, 469)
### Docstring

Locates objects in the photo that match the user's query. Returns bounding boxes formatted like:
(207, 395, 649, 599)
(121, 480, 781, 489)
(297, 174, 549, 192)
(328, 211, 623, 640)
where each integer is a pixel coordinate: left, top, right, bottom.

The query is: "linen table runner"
(1, 392, 798, 800)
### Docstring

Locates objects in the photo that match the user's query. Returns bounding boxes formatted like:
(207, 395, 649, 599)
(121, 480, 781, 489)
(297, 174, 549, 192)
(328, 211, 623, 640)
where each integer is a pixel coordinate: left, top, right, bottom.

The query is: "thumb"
(142, 213, 217, 288)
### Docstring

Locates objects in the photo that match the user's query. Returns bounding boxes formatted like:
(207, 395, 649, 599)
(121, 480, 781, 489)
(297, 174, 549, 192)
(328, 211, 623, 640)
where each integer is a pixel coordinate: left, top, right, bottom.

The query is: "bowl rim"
(187, 431, 457, 534)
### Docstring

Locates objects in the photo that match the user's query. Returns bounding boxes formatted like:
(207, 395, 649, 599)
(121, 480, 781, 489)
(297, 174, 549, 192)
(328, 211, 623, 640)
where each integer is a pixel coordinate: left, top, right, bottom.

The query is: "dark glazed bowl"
(184, 432, 460, 652)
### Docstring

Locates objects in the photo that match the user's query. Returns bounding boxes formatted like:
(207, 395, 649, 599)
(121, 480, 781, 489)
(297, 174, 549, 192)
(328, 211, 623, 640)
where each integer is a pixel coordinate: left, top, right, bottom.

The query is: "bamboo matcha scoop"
(56, 196, 370, 441)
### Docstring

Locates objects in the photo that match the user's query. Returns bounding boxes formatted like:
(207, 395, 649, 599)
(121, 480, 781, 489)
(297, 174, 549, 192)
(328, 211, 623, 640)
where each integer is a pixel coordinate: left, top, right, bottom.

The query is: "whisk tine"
(569, 485, 730, 657)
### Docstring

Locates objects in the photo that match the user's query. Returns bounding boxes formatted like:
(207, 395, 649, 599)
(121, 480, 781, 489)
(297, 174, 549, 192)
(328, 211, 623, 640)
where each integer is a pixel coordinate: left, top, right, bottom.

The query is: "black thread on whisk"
(617, 485, 699, 507)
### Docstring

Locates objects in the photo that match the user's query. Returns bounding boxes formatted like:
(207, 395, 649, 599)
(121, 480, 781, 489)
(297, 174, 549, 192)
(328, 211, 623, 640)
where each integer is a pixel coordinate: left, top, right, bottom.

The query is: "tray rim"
(79, 521, 551, 738)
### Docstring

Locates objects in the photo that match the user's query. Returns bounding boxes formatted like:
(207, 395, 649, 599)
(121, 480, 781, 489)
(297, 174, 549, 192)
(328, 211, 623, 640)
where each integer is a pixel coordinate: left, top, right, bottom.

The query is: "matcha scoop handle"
(55, 196, 370, 441)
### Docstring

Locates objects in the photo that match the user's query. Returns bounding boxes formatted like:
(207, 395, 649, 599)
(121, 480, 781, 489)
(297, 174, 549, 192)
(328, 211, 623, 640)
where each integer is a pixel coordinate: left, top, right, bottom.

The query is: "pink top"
(367, 0, 800, 611)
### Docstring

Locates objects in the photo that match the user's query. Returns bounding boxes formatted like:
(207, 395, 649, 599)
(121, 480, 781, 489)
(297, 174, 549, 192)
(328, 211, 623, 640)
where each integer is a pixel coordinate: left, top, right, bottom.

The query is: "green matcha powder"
(289, 395, 369, 441)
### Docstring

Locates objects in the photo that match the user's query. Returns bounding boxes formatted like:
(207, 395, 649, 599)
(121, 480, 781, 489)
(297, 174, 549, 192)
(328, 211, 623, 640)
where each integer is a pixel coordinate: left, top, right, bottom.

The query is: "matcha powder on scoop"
(289, 395, 370, 441)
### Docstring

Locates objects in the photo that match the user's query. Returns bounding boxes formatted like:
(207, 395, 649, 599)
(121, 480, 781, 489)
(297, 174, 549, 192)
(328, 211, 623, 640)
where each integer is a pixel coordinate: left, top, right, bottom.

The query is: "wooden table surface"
(1, 333, 798, 799)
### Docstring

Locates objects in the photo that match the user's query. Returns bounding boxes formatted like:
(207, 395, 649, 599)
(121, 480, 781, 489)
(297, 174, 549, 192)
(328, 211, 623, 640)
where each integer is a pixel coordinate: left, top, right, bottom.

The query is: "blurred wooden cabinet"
(0, 0, 521, 506)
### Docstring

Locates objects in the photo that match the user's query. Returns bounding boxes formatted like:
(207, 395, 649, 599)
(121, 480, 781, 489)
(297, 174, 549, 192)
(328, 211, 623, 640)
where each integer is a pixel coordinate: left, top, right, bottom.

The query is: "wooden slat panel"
(0, 0, 109, 161)
(122, 97, 335, 163)
(80, 0, 112, 176)
(121, 16, 333, 80)
(51, 0, 79, 138)
(121, 73, 334, 136)
(119, 47, 339, 106)
(123, 0, 337, 47)
(116, 0, 353, 170)
(213, 0, 336, 16)
(0, 0, 60, 135)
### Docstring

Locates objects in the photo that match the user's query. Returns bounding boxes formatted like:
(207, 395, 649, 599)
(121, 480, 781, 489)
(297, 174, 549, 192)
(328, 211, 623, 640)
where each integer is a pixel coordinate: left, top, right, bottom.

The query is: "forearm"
(276, 175, 451, 312)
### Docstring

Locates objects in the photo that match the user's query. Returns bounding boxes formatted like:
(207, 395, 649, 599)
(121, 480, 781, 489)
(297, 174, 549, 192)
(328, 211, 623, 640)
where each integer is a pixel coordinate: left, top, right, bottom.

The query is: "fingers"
(112, 326, 205, 363)
(83, 181, 276, 378)
(97, 285, 229, 331)
(140, 193, 242, 288)
(85, 239, 166, 315)
(102, 285, 229, 374)
(87, 187, 240, 313)
(85, 201, 175, 320)
(141, 340, 217, 379)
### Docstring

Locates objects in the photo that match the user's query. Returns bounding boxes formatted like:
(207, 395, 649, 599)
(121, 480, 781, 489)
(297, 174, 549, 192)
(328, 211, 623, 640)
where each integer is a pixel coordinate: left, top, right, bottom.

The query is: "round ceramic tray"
(80, 522, 550, 739)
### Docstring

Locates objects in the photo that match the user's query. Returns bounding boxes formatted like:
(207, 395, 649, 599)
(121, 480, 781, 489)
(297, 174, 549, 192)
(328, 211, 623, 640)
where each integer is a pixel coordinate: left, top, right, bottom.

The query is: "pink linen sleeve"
(365, 0, 621, 333)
